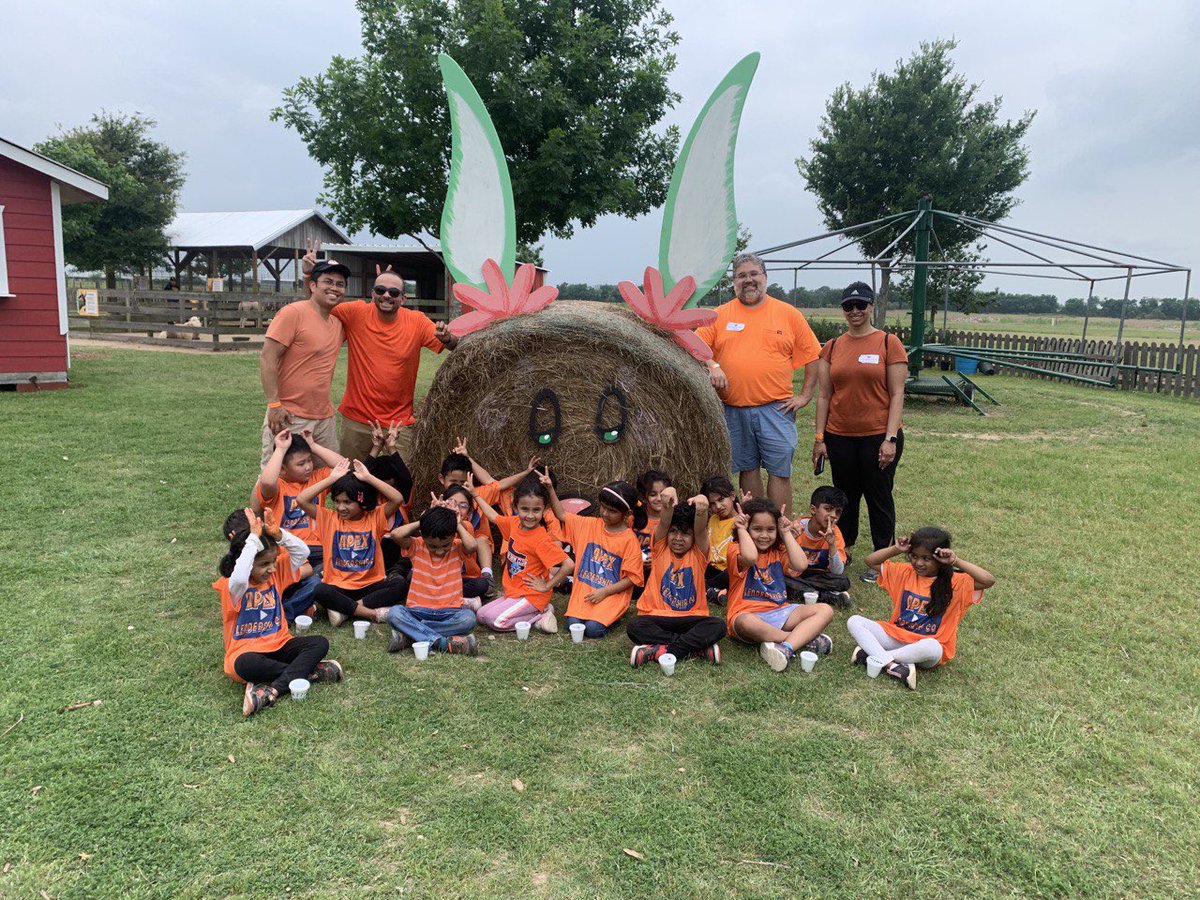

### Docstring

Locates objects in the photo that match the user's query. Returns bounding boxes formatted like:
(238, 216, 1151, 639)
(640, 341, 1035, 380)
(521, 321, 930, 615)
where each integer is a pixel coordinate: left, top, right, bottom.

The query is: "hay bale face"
(411, 301, 731, 500)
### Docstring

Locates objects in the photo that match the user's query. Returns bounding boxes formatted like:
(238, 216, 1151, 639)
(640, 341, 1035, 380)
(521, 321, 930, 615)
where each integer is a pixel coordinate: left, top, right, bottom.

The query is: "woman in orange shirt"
(850, 527, 996, 689)
(214, 508, 343, 717)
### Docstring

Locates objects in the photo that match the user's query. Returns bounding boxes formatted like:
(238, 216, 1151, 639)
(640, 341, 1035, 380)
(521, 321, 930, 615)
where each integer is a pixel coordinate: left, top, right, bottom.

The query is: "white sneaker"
(463, 597, 482, 612)
(327, 610, 348, 628)
(535, 606, 558, 634)
(758, 641, 790, 673)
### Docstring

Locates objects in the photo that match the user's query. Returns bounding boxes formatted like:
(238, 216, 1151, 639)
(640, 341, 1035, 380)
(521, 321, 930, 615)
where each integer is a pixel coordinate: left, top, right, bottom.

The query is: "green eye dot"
(537, 433, 553, 445)
(602, 429, 620, 443)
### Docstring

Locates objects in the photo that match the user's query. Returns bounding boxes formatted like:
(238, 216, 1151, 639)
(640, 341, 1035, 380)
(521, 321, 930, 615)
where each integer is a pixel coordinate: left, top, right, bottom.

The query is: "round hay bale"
(410, 300, 731, 504)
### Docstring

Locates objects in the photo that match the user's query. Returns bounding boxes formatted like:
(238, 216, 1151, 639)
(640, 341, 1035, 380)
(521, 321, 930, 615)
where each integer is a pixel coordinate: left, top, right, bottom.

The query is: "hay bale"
(410, 300, 730, 503)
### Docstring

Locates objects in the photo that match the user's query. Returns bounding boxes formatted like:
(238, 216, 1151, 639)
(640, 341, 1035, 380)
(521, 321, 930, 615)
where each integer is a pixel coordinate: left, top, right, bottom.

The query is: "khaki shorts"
(337, 414, 415, 462)
(261, 411, 337, 465)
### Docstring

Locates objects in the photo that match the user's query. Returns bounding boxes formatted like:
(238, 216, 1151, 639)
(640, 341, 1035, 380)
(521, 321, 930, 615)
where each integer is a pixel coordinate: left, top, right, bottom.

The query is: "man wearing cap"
(259, 259, 351, 463)
(695, 252, 822, 511)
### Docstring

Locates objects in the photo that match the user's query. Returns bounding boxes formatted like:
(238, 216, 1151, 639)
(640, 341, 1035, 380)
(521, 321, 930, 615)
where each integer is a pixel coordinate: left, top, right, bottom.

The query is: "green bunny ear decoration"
(658, 52, 760, 308)
(438, 53, 517, 289)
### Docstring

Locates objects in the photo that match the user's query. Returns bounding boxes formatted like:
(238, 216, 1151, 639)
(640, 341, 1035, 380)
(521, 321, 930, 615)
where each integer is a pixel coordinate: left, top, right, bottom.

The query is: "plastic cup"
(569, 623, 586, 643)
(515, 621, 532, 641)
(288, 678, 310, 700)
(658, 653, 677, 676)
(803, 591, 819, 605)
(412, 641, 431, 660)
(353, 620, 370, 640)
(799, 650, 819, 673)
(294, 615, 313, 633)
(866, 655, 885, 678)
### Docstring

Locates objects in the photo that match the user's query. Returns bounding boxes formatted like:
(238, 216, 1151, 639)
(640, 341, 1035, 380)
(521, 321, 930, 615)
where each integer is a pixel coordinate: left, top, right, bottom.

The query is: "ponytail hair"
(219, 508, 278, 577)
(330, 474, 378, 511)
(599, 480, 645, 530)
(909, 526, 954, 617)
(637, 469, 672, 502)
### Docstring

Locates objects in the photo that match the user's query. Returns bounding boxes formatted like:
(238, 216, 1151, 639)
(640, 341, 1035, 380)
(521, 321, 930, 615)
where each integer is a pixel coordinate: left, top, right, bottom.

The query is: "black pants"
(233, 635, 328, 694)
(313, 579, 407, 616)
(785, 570, 852, 603)
(626, 615, 727, 659)
(825, 429, 904, 552)
(463, 575, 491, 599)
(704, 565, 729, 592)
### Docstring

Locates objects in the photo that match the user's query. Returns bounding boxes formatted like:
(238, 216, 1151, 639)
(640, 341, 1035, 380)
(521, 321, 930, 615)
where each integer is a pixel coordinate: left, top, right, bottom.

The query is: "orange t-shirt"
(633, 514, 660, 562)
(695, 296, 821, 407)
(332, 302, 443, 426)
(726, 545, 792, 626)
(563, 513, 644, 626)
(877, 559, 983, 665)
(314, 506, 390, 590)
(214, 547, 303, 680)
(476, 482, 563, 542)
(255, 466, 331, 546)
(819, 331, 908, 437)
(404, 537, 465, 609)
(496, 516, 568, 611)
(637, 537, 709, 617)
(792, 518, 847, 573)
(264, 300, 344, 419)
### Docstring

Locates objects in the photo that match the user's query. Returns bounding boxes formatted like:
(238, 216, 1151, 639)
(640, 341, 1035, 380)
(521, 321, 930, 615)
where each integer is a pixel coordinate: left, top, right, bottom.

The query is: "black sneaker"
(850, 645, 868, 666)
(885, 661, 918, 689)
(818, 590, 852, 609)
(706, 587, 726, 606)
(858, 569, 878, 585)
(805, 632, 833, 656)
(387, 628, 410, 654)
(310, 659, 344, 683)
(242, 683, 278, 717)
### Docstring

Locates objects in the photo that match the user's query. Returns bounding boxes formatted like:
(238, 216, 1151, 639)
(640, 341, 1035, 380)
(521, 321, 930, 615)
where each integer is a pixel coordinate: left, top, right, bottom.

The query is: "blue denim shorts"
(724, 402, 798, 477)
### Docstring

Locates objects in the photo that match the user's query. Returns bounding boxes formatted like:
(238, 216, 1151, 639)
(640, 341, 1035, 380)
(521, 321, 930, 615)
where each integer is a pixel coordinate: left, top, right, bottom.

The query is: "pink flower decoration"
(449, 258, 558, 336)
(617, 267, 716, 361)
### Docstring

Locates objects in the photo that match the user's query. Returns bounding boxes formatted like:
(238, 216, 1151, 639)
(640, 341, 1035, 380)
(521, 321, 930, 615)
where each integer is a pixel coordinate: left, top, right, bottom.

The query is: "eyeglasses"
(735, 271, 764, 280)
(316, 278, 346, 289)
(841, 299, 871, 311)
(373, 286, 403, 298)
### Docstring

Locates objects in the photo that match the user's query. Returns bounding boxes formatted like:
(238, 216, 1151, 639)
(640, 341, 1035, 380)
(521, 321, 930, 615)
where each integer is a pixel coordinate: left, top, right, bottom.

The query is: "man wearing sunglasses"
(695, 253, 822, 512)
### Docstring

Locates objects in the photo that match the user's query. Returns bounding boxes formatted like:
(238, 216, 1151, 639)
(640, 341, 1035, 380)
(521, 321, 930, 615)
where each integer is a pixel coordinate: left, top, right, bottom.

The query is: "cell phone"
(814, 455, 825, 477)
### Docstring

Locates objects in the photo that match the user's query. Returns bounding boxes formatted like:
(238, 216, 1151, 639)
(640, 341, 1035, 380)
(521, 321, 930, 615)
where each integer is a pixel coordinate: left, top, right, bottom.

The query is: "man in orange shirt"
(695, 253, 822, 511)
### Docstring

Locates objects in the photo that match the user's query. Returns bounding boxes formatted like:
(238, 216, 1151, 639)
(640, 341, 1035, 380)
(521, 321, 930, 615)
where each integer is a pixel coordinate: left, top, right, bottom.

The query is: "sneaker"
(327, 609, 348, 628)
(759, 641, 792, 672)
(858, 569, 878, 585)
(483, 581, 499, 601)
(462, 596, 482, 612)
(706, 587, 727, 606)
(535, 607, 558, 634)
(446, 634, 479, 656)
(373, 606, 393, 624)
(387, 628, 410, 654)
(310, 659, 344, 683)
(886, 661, 918, 689)
(850, 645, 868, 666)
(699, 643, 721, 665)
(819, 590, 852, 609)
(303, 604, 318, 619)
(630, 644, 666, 668)
(805, 632, 833, 656)
(242, 683, 278, 717)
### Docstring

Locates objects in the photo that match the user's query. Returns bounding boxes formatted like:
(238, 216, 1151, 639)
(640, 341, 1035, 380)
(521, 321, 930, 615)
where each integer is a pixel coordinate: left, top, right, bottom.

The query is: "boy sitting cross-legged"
(785, 486, 853, 608)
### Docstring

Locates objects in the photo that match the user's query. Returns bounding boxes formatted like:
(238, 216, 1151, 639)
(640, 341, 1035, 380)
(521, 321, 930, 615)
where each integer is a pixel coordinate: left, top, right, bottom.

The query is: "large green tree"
(272, 0, 681, 248)
(797, 39, 1034, 326)
(35, 112, 185, 288)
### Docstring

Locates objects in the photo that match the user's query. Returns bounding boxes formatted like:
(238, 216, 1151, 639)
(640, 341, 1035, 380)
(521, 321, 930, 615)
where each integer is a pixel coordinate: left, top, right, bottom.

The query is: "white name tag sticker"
(858, 353, 881, 364)
(726, 322, 746, 332)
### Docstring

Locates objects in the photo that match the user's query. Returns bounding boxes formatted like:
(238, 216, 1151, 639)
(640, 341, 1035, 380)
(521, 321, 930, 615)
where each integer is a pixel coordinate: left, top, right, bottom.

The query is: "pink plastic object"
(617, 267, 716, 361)
(448, 258, 558, 336)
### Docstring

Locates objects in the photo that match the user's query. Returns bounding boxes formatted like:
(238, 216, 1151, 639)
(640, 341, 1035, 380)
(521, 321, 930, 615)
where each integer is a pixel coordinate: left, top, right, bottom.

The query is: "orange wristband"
(267, 401, 283, 409)
(814, 432, 825, 441)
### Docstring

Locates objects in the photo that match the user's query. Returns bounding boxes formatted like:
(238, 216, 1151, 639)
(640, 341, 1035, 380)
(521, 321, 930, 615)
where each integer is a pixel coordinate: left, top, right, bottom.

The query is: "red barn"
(0, 136, 108, 391)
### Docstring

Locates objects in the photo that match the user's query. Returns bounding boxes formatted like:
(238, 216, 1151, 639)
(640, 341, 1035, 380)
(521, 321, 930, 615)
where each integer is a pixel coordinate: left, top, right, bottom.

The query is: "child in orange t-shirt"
(450, 439, 565, 543)
(785, 485, 852, 608)
(726, 498, 835, 672)
(296, 458, 407, 627)
(633, 470, 673, 567)
(365, 420, 415, 576)
(850, 527, 996, 689)
(701, 474, 737, 604)
(470, 476, 574, 635)
(627, 488, 726, 668)
(214, 508, 343, 717)
(544, 478, 644, 639)
(440, 484, 495, 602)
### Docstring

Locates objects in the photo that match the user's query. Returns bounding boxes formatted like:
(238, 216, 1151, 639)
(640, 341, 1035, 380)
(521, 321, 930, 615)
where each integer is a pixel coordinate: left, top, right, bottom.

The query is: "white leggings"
(846, 615, 943, 668)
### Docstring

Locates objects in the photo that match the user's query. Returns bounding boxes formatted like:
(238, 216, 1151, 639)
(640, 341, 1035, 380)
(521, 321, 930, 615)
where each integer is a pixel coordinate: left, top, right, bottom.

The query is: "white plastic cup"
(866, 655, 885, 678)
(353, 620, 370, 640)
(515, 621, 532, 641)
(799, 650, 819, 673)
(569, 623, 586, 643)
(803, 591, 819, 605)
(659, 653, 677, 676)
(412, 641, 431, 660)
(288, 678, 310, 700)
(294, 615, 313, 633)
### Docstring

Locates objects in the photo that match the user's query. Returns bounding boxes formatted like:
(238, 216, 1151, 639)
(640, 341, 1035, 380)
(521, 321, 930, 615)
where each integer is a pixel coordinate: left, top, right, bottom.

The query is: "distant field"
(799, 308, 1200, 346)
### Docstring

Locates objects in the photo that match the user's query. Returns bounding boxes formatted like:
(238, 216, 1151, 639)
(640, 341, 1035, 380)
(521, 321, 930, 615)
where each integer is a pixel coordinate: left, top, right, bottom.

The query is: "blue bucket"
(954, 356, 979, 374)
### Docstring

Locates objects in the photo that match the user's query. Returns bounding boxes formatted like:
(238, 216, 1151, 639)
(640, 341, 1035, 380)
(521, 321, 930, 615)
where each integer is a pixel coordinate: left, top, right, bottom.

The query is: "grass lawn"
(2, 345, 1198, 898)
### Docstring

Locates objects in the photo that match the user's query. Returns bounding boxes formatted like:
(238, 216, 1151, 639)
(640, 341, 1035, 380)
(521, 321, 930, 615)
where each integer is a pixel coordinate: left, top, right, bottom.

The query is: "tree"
(272, 0, 681, 249)
(35, 112, 185, 288)
(797, 39, 1035, 327)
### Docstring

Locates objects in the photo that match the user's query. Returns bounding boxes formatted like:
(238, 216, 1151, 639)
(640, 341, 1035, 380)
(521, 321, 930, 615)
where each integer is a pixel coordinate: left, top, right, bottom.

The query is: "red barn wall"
(0, 155, 67, 379)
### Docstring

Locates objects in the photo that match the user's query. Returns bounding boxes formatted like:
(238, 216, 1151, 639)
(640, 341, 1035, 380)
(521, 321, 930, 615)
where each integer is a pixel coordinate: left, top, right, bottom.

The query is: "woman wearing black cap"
(812, 282, 908, 583)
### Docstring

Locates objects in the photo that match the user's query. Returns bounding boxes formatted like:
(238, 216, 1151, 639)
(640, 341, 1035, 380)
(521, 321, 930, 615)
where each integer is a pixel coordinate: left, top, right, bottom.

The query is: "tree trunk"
(874, 264, 891, 329)
(105, 267, 116, 289)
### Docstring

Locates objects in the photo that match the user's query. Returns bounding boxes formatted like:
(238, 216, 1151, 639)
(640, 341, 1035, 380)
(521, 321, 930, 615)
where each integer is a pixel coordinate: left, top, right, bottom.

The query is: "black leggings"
(626, 615, 727, 659)
(825, 429, 904, 552)
(313, 580, 407, 616)
(233, 635, 329, 694)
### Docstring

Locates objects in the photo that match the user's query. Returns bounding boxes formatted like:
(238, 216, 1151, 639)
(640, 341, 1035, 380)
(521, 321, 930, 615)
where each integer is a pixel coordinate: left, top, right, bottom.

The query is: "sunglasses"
(372, 286, 404, 299)
(841, 299, 871, 311)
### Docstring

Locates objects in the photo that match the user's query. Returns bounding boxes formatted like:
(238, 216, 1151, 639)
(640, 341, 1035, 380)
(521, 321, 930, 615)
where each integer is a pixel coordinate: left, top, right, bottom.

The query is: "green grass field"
(2, 346, 1198, 898)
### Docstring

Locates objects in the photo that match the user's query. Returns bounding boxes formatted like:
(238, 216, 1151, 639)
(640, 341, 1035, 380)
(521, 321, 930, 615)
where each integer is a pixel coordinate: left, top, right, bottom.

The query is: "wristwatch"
(885, 435, 898, 443)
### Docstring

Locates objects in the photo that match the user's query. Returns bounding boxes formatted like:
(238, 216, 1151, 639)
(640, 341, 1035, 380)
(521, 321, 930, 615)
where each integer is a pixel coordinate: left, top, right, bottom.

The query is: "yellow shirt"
(707, 514, 736, 571)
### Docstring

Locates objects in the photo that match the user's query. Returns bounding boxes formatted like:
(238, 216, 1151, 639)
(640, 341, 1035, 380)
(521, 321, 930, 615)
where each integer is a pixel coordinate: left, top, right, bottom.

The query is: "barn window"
(0, 205, 11, 297)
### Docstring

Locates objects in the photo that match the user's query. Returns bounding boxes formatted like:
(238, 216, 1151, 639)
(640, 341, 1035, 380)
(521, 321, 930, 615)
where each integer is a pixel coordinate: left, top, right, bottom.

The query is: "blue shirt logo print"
(332, 529, 376, 573)
(233, 585, 283, 640)
(506, 547, 528, 578)
(804, 547, 831, 572)
(745, 560, 787, 605)
(578, 542, 620, 590)
(660, 562, 697, 611)
(895, 589, 943, 636)
(282, 495, 310, 530)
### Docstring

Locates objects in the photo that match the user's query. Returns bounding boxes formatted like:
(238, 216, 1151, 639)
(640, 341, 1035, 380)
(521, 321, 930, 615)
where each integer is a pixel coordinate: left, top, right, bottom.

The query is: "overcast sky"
(3, 0, 1196, 300)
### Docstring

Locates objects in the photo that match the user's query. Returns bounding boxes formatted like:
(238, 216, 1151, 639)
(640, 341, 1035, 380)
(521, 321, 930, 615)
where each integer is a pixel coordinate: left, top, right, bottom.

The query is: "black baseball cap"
(841, 281, 875, 302)
(310, 259, 351, 280)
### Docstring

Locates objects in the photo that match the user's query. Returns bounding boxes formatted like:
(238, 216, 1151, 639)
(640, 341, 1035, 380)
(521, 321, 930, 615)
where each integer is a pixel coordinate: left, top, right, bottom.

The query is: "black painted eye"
(594, 385, 627, 444)
(528, 387, 562, 447)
